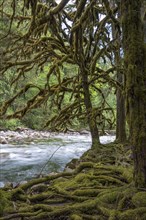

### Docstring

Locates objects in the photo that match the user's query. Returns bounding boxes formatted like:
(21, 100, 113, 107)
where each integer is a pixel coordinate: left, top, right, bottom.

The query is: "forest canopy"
(0, 0, 119, 134)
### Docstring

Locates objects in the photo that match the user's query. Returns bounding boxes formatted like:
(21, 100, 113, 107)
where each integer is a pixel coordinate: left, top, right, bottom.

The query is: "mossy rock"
(132, 192, 146, 207)
(65, 158, 79, 169)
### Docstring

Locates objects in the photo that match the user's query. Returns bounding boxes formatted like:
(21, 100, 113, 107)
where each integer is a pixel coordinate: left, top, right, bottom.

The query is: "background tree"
(111, 0, 126, 142)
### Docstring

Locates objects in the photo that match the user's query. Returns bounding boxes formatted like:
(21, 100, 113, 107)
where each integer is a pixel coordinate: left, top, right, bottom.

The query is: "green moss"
(53, 176, 78, 191)
(141, 213, 146, 220)
(1, 142, 143, 220)
(91, 174, 125, 186)
(117, 187, 137, 210)
(117, 167, 133, 183)
(119, 207, 146, 220)
(28, 191, 54, 202)
(75, 173, 91, 183)
(0, 190, 12, 217)
(75, 162, 94, 173)
(109, 210, 120, 220)
(19, 204, 53, 212)
(73, 189, 101, 197)
(53, 171, 96, 192)
(11, 188, 26, 201)
(98, 191, 122, 204)
(70, 214, 83, 220)
(132, 192, 146, 207)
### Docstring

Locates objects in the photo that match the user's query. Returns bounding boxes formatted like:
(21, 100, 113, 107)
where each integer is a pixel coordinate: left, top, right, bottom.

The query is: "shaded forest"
(0, 0, 146, 219)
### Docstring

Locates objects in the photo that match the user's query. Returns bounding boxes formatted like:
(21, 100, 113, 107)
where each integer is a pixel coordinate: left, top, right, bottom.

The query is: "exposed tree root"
(0, 143, 146, 220)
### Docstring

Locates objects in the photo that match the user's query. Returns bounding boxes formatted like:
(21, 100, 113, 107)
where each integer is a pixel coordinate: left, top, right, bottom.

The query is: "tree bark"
(111, 0, 126, 143)
(81, 69, 100, 147)
(116, 73, 126, 142)
(121, 0, 146, 187)
(113, 23, 126, 142)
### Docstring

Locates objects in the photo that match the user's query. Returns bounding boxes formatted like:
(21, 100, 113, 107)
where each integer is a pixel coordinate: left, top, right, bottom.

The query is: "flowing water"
(0, 133, 115, 187)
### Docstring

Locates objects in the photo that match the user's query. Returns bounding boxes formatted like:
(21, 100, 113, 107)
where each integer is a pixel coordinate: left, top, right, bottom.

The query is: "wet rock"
(15, 127, 29, 132)
(19, 181, 28, 185)
(0, 137, 8, 144)
(4, 182, 13, 188)
(12, 181, 28, 188)
(31, 183, 48, 193)
(49, 172, 58, 176)
(64, 167, 74, 173)
(65, 158, 79, 170)
(79, 130, 90, 135)
(0, 129, 51, 144)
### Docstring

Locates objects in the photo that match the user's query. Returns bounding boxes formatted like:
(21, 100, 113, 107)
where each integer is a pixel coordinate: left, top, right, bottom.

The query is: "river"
(0, 133, 115, 187)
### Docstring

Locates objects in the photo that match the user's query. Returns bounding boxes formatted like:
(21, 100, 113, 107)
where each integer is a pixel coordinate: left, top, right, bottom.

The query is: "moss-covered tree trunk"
(110, 0, 126, 143)
(116, 73, 126, 142)
(76, 26, 100, 147)
(111, 6, 126, 142)
(121, 0, 146, 187)
(81, 69, 100, 147)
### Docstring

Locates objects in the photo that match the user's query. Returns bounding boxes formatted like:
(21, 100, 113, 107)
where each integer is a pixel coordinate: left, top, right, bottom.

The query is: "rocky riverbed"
(0, 128, 87, 144)
(0, 128, 52, 144)
(0, 128, 115, 144)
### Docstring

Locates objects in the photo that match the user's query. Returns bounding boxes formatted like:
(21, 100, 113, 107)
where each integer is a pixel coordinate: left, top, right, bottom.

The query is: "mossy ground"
(0, 143, 146, 220)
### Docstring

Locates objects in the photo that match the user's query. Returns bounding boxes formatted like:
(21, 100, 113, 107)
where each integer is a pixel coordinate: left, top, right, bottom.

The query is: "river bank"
(0, 130, 115, 188)
(0, 142, 141, 220)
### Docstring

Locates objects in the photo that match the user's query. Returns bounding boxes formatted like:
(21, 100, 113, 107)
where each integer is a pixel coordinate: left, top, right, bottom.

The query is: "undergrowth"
(0, 143, 146, 220)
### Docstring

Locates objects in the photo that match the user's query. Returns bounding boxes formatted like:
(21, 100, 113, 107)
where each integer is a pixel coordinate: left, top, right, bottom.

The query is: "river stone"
(0, 137, 8, 144)
(64, 167, 74, 173)
(31, 183, 48, 193)
(65, 158, 79, 169)
(4, 182, 13, 188)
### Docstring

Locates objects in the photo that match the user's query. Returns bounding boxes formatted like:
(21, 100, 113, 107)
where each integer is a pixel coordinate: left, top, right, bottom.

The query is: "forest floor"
(0, 142, 146, 220)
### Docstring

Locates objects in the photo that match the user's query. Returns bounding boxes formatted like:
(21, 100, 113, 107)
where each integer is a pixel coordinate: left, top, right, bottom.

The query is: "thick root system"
(0, 143, 146, 220)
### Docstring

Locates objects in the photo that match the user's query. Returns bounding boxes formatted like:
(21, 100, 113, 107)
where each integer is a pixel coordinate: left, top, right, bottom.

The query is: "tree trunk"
(116, 73, 126, 142)
(111, 0, 126, 143)
(121, 0, 146, 187)
(81, 69, 100, 147)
